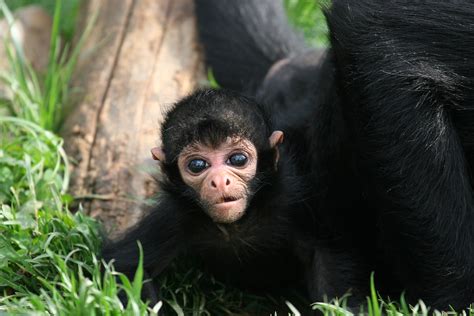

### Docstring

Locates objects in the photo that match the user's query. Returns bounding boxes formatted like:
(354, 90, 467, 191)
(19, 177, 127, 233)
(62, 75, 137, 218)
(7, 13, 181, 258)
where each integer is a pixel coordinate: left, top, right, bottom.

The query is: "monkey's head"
(152, 89, 283, 224)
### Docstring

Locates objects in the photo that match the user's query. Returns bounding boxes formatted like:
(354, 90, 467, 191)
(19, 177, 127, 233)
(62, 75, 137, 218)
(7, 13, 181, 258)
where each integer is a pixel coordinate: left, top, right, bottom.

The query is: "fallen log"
(62, 0, 205, 236)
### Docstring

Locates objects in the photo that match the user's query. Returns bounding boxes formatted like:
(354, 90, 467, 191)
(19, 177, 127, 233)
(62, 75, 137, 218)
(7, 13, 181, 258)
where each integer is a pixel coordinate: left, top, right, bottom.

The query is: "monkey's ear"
(269, 131, 284, 170)
(269, 131, 284, 148)
(151, 147, 166, 162)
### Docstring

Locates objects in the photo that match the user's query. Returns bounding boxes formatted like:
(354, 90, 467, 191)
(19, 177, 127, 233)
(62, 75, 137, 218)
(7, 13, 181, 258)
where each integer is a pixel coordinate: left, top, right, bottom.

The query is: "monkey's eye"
(188, 159, 209, 174)
(227, 153, 248, 167)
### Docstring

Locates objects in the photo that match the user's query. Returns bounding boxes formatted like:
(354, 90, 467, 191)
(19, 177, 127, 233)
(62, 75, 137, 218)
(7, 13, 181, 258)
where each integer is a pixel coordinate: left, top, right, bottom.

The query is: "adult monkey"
(196, 0, 474, 310)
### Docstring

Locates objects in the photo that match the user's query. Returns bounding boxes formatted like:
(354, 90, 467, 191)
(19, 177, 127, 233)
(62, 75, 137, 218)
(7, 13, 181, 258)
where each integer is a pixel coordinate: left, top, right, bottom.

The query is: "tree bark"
(62, 0, 205, 236)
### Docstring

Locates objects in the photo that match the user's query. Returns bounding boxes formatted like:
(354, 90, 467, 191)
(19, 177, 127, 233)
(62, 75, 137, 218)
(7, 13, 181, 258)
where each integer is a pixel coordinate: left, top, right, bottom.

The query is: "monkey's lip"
(209, 198, 246, 223)
(214, 197, 243, 206)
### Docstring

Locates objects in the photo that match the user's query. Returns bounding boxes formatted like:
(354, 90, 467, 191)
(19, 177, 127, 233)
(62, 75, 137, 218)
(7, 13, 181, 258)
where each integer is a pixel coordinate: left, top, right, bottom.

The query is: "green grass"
(156, 260, 289, 315)
(0, 0, 91, 132)
(313, 275, 474, 315)
(0, 1, 157, 314)
(284, 0, 330, 47)
(0, 118, 158, 315)
(4, 0, 80, 41)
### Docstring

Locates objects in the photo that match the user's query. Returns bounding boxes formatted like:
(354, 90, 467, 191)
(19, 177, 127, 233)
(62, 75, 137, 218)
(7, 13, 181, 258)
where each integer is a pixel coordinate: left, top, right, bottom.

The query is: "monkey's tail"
(195, 0, 308, 94)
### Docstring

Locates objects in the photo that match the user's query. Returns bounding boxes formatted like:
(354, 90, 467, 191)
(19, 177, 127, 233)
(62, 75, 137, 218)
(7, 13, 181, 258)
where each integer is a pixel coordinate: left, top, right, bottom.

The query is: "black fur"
(327, 0, 474, 309)
(161, 89, 272, 162)
(194, 0, 474, 310)
(195, 0, 307, 93)
(195, 0, 372, 305)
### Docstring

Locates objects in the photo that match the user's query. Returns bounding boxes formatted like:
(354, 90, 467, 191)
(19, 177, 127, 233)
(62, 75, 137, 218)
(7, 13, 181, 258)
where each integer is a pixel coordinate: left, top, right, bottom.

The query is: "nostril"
(211, 180, 217, 188)
(226, 178, 230, 186)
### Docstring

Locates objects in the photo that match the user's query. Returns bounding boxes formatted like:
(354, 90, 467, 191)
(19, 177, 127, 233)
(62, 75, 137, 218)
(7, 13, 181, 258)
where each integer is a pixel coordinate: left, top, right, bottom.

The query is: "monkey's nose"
(211, 177, 231, 189)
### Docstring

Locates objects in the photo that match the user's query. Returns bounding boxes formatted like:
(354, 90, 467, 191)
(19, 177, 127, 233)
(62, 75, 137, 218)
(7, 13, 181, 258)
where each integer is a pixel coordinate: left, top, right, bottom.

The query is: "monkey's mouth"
(216, 196, 241, 204)
(208, 197, 247, 224)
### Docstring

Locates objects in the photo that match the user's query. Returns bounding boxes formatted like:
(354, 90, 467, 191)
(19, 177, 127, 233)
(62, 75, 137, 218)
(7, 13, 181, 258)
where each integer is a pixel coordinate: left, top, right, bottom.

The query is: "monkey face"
(177, 137, 258, 223)
(151, 131, 284, 224)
